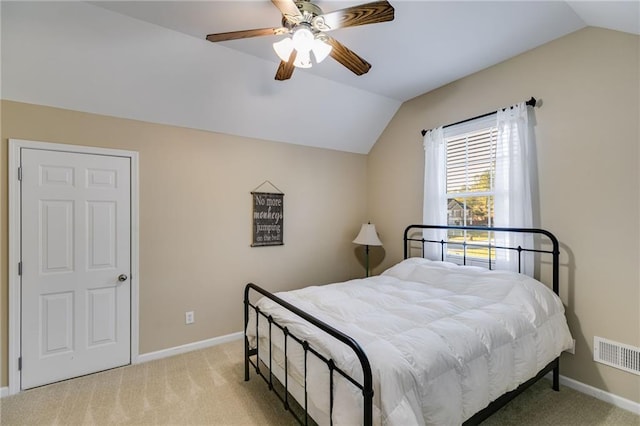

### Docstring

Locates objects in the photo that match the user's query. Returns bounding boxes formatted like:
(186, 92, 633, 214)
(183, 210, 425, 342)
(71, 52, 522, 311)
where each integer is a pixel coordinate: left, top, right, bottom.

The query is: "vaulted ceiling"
(2, 1, 638, 153)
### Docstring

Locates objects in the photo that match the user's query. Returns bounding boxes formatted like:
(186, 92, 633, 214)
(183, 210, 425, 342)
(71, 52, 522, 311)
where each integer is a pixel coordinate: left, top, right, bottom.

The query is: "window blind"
(446, 126, 497, 194)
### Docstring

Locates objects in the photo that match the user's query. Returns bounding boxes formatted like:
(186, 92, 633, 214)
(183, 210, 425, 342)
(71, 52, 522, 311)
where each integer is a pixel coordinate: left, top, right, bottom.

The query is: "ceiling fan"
(206, 0, 395, 81)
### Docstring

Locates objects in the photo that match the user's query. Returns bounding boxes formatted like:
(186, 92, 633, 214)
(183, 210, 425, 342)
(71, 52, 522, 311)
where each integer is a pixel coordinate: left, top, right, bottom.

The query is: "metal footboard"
(244, 283, 373, 426)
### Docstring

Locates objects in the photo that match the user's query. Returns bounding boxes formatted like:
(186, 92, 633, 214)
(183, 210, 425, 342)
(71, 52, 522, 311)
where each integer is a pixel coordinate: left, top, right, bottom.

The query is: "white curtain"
(422, 127, 447, 260)
(494, 102, 535, 275)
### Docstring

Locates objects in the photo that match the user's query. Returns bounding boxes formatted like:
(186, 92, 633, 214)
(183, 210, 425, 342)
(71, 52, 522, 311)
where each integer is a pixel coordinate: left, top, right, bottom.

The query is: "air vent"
(594, 336, 640, 376)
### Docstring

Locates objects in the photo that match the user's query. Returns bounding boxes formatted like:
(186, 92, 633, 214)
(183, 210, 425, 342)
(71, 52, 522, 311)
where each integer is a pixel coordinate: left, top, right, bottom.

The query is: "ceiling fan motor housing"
(296, 0, 323, 17)
(281, 0, 325, 30)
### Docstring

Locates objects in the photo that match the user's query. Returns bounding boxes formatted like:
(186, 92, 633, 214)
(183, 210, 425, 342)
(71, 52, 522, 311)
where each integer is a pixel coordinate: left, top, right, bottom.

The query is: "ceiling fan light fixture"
(311, 38, 332, 63)
(273, 37, 294, 62)
(291, 25, 314, 52)
(273, 25, 329, 68)
(293, 49, 312, 68)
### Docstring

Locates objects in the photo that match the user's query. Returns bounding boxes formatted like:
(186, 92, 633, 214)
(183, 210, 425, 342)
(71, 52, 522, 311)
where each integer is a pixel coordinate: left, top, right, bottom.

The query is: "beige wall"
(0, 101, 368, 386)
(368, 27, 640, 403)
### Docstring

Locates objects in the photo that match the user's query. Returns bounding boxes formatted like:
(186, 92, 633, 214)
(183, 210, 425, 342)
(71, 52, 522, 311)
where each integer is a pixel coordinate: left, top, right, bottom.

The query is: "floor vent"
(593, 336, 640, 376)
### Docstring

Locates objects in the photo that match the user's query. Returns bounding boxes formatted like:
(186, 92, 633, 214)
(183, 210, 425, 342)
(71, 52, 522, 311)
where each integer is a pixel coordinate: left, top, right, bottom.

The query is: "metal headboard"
(403, 224, 560, 294)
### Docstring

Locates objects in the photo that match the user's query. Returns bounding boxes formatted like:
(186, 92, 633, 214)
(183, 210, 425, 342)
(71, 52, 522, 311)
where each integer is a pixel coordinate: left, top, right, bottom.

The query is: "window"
(444, 115, 497, 260)
(423, 102, 535, 272)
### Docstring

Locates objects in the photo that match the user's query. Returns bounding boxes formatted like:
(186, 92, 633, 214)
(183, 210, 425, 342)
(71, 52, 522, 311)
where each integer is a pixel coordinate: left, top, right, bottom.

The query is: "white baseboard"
(547, 373, 640, 415)
(1, 387, 8, 398)
(135, 331, 243, 364)
(560, 375, 640, 415)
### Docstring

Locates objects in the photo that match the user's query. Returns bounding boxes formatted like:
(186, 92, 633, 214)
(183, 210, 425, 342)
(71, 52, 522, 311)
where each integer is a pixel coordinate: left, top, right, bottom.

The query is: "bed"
(244, 225, 573, 425)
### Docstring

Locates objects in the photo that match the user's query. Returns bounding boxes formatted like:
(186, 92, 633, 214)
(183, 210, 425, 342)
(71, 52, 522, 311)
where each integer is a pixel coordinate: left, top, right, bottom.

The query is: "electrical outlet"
(185, 311, 195, 325)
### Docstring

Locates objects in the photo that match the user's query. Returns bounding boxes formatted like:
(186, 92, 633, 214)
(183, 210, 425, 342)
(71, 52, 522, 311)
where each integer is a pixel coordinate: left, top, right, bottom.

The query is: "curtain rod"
(420, 97, 537, 137)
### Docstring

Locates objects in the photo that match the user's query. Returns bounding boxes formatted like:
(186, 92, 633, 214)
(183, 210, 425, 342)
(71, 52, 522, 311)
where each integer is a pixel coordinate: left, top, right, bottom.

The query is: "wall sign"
(251, 189, 284, 247)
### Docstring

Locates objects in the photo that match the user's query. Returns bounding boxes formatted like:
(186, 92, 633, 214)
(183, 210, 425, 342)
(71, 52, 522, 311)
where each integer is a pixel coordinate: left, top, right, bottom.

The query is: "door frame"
(8, 139, 140, 395)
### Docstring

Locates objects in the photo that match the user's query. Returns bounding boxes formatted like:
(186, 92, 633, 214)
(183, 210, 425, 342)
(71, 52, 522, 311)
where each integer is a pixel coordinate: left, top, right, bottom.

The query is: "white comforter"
(249, 258, 573, 425)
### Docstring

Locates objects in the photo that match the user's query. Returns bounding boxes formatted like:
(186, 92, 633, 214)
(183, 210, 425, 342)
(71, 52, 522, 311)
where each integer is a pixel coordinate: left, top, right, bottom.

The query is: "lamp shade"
(353, 223, 383, 246)
(291, 26, 314, 52)
(293, 49, 312, 68)
(311, 38, 332, 63)
(273, 37, 294, 62)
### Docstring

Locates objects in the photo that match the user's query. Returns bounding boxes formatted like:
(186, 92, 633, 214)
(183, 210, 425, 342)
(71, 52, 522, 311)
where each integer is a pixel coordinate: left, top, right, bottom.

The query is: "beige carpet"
(1, 340, 638, 425)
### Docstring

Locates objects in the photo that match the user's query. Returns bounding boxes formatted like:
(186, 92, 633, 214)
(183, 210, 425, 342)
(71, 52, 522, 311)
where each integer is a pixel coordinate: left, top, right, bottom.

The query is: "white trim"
(8, 140, 21, 395)
(8, 139, 140, 396)
(136, 332, 243, 364)
(1, 387, 8, 398)
(546, 373, 640, 415)
(129, 150, 140, 364)
(559, 374, 640, 415)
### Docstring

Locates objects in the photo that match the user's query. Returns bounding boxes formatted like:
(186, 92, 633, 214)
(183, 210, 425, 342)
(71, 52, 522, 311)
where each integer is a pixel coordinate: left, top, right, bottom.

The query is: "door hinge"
(18, 357, 22, 371)
(18, 166, 22, 181)
(18, 262, 22, 276)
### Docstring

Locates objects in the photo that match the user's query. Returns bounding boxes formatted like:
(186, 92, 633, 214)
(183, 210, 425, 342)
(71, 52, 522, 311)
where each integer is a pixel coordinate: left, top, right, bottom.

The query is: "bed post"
(403, 226, 409, 259)
(244, 284, 251, 381)
(551, 233, 561, 391)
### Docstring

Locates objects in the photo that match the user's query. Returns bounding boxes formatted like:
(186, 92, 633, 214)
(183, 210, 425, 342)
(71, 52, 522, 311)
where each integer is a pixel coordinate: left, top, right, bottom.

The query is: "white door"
(20, 148, 131, 389)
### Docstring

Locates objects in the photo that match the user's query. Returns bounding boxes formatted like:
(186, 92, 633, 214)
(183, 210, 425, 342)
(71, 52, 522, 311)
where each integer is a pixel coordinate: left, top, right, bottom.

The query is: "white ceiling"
(2, 1, 638, 153)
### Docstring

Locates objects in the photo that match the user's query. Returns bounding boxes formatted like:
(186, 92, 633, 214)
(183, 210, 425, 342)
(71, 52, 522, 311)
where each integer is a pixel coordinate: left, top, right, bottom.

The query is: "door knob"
(118, 274, 128, 282)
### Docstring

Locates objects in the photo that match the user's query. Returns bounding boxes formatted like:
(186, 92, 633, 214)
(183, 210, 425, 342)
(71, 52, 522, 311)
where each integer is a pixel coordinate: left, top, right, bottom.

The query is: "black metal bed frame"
(244, 224, 562, 425)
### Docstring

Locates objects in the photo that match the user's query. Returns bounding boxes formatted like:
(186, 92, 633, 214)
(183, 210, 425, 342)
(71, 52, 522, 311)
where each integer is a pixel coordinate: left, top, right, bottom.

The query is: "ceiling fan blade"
(321, 0, 394, 31)
(206, 27, 286, 42)
(326, 37, 371, 76)
(275, 50, 297, 81)
(271, 0, 302, 20)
